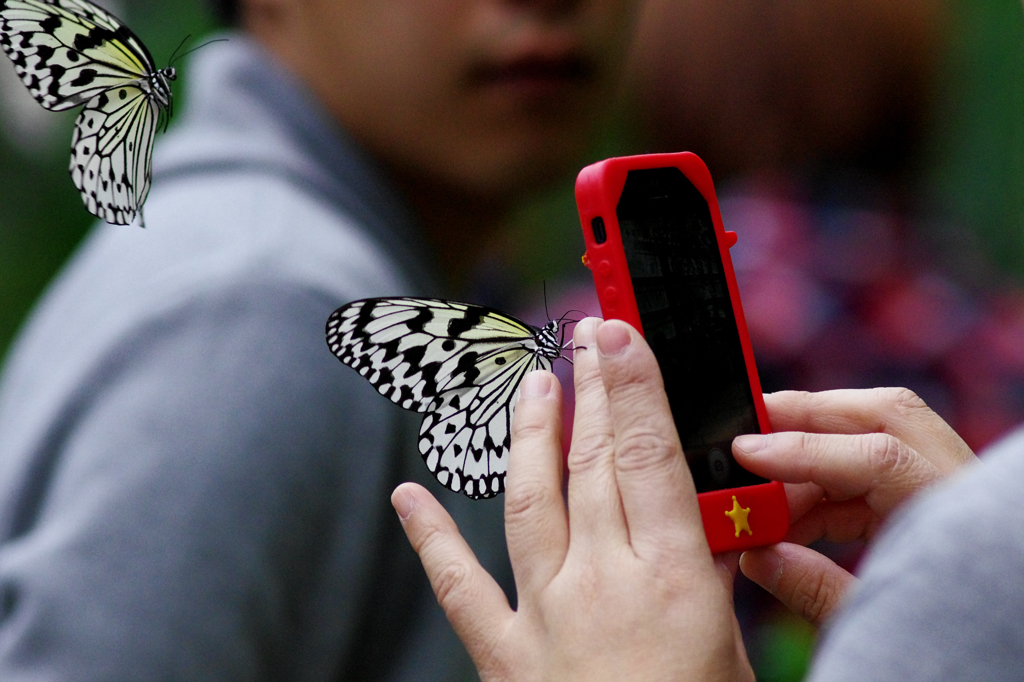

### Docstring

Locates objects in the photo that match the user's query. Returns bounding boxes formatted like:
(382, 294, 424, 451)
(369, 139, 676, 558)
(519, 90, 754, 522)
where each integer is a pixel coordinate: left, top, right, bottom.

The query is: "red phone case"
(575, 151, 789, 554)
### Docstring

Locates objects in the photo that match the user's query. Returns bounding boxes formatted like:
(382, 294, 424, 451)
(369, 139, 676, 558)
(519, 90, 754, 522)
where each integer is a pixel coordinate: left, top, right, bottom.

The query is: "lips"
(467, 53, 596, 90)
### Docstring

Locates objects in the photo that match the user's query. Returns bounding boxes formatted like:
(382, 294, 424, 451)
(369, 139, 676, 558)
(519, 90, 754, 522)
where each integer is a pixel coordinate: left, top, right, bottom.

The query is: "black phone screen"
(615, 167, 767, 492)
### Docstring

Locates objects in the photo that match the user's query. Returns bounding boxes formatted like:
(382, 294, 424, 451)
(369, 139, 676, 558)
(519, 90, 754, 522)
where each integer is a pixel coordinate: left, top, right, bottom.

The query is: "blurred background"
(1, 0, 1023, 680)
(501, 0, 1024, 678)
(0, 0, 217, 353)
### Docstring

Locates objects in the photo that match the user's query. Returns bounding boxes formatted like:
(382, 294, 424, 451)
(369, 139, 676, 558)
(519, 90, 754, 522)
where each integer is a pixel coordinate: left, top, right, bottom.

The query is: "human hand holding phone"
(392, 318, 754, 682)
(391, 322, 977, 680)
(576, 151, 788, 553)
(736, 387, 978, 626)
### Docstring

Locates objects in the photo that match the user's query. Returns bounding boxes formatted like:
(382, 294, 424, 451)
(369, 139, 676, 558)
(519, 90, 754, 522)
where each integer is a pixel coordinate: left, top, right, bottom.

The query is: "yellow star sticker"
(724, 496, 752, 538)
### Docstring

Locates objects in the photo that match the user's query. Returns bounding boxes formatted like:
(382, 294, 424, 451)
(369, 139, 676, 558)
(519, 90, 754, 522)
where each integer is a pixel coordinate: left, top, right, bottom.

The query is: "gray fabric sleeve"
(0, 279, 405, 680)
(806, 429, 1024, 682)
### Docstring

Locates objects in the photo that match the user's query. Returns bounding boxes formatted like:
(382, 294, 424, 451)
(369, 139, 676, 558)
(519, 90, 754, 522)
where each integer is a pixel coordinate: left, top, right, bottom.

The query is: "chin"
(454, 153, 578, 201)
(456, 128, 593, 195)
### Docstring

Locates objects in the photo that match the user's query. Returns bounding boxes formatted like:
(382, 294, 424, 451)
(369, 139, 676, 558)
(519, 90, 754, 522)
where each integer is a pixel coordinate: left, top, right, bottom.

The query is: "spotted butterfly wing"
(0, 0, 176, 225)
(70, 81, 157, 223)
(326, 297, 565, 499)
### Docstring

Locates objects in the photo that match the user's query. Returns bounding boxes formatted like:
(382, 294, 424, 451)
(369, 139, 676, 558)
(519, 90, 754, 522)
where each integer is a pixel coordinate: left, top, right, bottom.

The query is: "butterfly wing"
(70, 84, 157, 224)
(418, 343, 551, 498)
(326, 297, 554, 499)
(0, 0, 154, 111)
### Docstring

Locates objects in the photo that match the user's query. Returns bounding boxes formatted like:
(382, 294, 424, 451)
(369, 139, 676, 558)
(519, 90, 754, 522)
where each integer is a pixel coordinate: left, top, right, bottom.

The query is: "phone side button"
(724, 231, 738, 248)
(597, 260, 612, 276)
(602, 286, 618, 306)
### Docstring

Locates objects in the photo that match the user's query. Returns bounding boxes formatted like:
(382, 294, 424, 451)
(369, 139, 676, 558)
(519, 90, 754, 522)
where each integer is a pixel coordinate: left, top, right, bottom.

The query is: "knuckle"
(504, 476, 553, 521)
(877, 386, 929, 415)
(431, 559, 475, 614)
(792, 389, 830, 421)
(795, 431, 829, 468)
(411, 515, 452, 555)
(615, 427, 677, 473)
(863, 432, 912, 478)
(606, 373, 662, 411)
(801, 389, 830, 411)
(796, 430, 821, 454)
(573, 362, 605, 397)
(567, 429, 615, 471)
(791, 568, 840, 626)
(510, 411, 550, 442)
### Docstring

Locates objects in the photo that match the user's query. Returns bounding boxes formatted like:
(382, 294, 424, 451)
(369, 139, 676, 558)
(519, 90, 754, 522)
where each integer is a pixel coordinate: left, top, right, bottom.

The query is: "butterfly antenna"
(168, 37, 230, 67)
(557, 308, 589, 323)
(543, 280, 552, 322)
(559, 336, 585, 365)
(167, 34, 191, 66)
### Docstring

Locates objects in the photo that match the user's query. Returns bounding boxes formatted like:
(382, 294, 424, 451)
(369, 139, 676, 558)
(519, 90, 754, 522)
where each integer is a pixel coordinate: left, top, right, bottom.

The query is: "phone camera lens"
(591, 216, 607, 244)
(708, 448, 730, 484)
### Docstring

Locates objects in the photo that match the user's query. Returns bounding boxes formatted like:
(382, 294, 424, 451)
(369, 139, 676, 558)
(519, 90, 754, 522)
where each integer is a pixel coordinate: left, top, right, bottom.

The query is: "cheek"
(591, 0, 644, 53)
(331, 0, 640, 195)
(332, 4, 468, 132)
(342, 4, 463, 97)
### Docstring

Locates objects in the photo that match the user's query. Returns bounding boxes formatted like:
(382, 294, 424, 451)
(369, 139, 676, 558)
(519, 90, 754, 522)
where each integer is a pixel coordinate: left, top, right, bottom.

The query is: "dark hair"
(208, 0, 239, 26)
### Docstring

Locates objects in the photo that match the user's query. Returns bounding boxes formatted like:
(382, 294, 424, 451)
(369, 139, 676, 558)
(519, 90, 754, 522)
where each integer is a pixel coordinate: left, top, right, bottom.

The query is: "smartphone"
(575, 151, 789, 553)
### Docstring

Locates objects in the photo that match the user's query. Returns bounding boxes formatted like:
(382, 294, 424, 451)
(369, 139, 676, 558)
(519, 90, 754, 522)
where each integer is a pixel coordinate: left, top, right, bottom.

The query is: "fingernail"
(391, 487, 417, 521)
(520, 370, 553, 399)
(733, 433, 770, 454)
(740, 550, 784, 592)
(596, 320, 631, 356)
(573, 317, 600, 348)
(765, 553, 784, 591)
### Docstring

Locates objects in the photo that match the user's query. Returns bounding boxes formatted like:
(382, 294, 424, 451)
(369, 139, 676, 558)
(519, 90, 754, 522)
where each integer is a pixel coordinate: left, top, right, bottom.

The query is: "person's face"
(251, 0, 638, 201)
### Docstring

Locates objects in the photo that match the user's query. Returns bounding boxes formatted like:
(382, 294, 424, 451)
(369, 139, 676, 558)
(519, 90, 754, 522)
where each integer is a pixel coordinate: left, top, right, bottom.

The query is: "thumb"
(739, 542, 857, 628)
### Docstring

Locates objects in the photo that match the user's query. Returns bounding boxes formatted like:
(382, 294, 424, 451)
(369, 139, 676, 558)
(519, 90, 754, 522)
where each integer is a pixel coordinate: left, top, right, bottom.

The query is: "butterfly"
(326, 297, 574, 499)
(0, 0, 176, 225)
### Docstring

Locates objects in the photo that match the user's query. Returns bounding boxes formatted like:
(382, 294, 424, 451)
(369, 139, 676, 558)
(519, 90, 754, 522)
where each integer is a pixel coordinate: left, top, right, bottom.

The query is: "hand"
(391, 318, 754, 682)
(734, 388, 977, 626)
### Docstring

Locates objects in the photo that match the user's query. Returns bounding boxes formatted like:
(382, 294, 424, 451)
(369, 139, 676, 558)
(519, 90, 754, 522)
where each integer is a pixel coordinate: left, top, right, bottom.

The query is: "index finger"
(505, 370, 570, 596)
(764, 388, 975, 473)
(733, 430, 944, 515)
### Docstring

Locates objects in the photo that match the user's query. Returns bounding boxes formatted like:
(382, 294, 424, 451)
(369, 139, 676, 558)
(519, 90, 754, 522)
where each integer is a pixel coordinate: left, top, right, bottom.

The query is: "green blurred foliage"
(503, 104, 645, 299)
(509, 0, 1024, 292)
(0, 126, 88, 356)
(0, 0, 218, 359)
(0, 2, 1017, 680)
(923, 0, 1024, 281)
(751, 612, 817, 682)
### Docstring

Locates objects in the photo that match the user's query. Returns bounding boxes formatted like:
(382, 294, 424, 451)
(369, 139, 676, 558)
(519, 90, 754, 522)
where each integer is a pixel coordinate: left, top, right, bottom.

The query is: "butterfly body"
(326, 297, 568, 499)
(0, 0, 175, 225)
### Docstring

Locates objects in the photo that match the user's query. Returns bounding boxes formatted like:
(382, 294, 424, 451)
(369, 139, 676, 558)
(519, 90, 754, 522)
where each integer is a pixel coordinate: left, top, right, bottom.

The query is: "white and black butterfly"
(326, 297, 573, 499)
(0, 0, 175, 225)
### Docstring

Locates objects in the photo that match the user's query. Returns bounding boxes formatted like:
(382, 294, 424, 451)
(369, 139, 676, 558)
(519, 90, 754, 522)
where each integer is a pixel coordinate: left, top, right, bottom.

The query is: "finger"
(714, 551, 742, 585)
(733, 430, 944, 515)
(764, 388, 975, 473)
(505, 370, 570, 596)
(596, 320, 705, 559)
(392, 483, 513, 660)
(785, 498, 879, 546)
(712, 551, 753, 676)
(740, 542, 857, 628)
(565, 318, 628, 551)
(782, 481, 827, 523)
